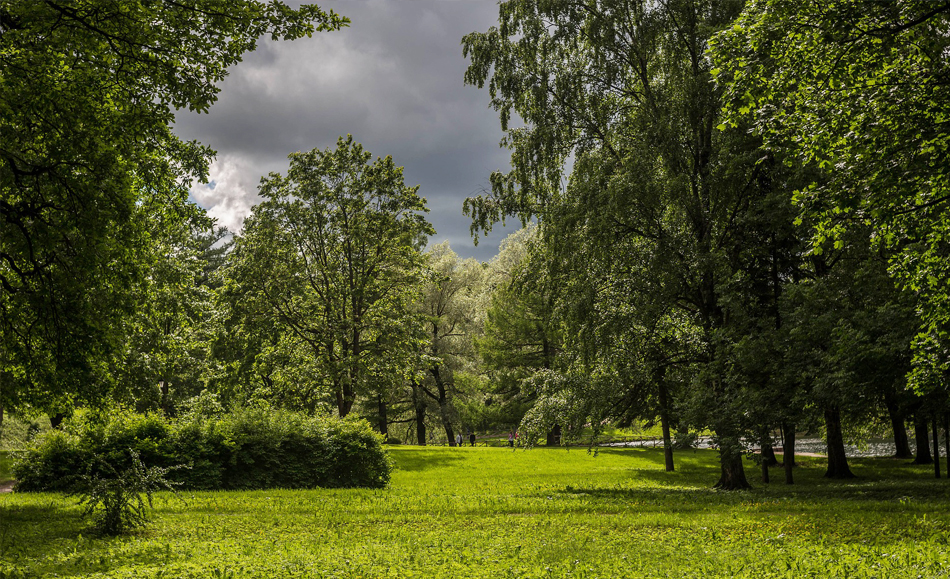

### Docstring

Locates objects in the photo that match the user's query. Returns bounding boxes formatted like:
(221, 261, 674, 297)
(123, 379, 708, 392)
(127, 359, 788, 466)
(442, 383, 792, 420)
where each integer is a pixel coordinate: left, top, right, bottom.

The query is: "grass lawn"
(1, 446, 949, 578)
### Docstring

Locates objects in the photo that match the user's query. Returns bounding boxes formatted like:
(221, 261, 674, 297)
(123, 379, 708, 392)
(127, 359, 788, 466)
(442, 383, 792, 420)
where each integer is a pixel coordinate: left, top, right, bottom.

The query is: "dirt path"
(0, 480, 14, 493)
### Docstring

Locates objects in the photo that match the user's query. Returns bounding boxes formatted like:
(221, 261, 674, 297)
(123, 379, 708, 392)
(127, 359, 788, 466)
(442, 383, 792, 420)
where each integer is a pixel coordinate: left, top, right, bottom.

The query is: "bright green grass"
(2, 447, 949, 578)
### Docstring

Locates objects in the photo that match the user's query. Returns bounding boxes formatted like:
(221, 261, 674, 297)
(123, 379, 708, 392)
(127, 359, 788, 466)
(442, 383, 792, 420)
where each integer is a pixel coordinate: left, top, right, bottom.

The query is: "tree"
(474, 226, 563, 441)
(229, 136, 433, 418)
(412, 242, 486, 445)
(463, 0, 788, 489)
(0, 0, 346, 415)
(120, 216, 232, 414)
(710, 0, 950, 392)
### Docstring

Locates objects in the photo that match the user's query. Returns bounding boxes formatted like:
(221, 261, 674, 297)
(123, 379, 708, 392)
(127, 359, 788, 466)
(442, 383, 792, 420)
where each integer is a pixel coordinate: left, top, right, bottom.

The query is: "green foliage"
(2, 448, 950, 577)
(72, 450, 182, 536)
(13, 405, 392, 492)
(0, 0, 347, 417)
(225, 135, 433, 417)
(709, 1, 950, 390)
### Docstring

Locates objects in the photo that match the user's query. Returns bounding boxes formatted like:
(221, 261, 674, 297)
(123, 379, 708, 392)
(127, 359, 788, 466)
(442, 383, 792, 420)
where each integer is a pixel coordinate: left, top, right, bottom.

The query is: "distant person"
(470, 431, 476, 447)
(508, 430, 515, 447)
(456, 432, 463, 447)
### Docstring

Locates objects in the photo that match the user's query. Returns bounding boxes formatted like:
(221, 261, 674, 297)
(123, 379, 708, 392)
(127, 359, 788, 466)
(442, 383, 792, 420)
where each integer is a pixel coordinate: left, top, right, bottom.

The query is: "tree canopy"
(229, 136, 433, 418)
(0, 0, 345, 414)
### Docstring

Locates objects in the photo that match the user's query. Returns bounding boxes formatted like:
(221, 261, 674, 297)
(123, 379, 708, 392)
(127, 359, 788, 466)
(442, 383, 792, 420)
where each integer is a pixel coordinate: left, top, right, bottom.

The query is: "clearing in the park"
(1, 446, 948, 578)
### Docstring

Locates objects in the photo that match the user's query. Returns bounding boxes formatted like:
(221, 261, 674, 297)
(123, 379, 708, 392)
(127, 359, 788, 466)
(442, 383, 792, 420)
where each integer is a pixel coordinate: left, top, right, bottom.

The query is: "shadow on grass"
(0, 501, 82, 563)
(0, 499, 180, 577)
(550, 453, 950, 506)
(389, 448, 468, 472)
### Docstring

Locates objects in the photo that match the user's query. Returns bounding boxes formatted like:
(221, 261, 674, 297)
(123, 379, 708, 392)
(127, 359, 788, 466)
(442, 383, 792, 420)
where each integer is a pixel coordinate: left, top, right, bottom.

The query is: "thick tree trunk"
(336, 379, 355, 418)
(824, 407, 855, 479)
(782, 422, 796, 485)
(884, 395, 913, 459)
(377, 394, 389, 438)
(545, 424, 561, 446)
(713, 434, 751, 490)
(933, 414, 941, 479)
(411, 382, 427, 446)
(428, 366, 455, 446)
(913, 413, 933, 464)
(658, 381, 675, 472)
(761, 436, 779, 467)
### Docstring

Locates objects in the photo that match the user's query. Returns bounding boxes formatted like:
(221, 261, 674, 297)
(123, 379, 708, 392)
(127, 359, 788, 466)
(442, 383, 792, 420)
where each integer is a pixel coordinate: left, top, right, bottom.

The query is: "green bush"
(73, 449, 182, 536)
(13, 406, 392, 492)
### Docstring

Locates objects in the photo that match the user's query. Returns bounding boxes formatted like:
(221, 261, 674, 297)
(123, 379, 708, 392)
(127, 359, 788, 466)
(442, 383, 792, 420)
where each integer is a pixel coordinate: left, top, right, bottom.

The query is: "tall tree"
(710, 0, 950, 393)
(463, 0, 788, 489)
(229, 136, 433, 418)
(0, 0, 345, 414)
(413, 242, 486, 445)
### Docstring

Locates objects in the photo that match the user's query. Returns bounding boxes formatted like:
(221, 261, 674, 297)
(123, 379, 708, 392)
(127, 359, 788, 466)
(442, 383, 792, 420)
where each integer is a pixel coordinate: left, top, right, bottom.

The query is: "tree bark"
(782, 422, 796, 485)
(933, 413, 941, 479)
(913, 413, 933, 464)
(824, 407, 855, 479)
(658, 381, 675, 472)
(760, 428, 776, 483)
(546, 424, 561, 446)
(884, 395, 913, 459)
(761, 437, 779, 467)
(713, 434, 751, 490)
(411, 381, 427, 446)
(428, 366, 455, 446)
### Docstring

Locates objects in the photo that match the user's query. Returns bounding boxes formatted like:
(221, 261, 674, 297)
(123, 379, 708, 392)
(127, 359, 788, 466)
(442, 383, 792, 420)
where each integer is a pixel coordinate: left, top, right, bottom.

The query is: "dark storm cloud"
(173, 0, 522, 260)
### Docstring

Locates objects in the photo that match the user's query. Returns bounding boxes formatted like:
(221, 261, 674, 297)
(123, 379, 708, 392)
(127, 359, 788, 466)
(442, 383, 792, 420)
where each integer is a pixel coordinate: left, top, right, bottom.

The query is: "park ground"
(1, 446, 949, 578)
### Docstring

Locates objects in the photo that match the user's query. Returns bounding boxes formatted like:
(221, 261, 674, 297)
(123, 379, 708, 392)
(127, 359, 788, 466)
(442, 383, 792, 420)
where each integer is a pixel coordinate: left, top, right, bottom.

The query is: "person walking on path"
(508, 431, 515, 447)
(470, 431, 476, 447)
(456, 432, 463, 447)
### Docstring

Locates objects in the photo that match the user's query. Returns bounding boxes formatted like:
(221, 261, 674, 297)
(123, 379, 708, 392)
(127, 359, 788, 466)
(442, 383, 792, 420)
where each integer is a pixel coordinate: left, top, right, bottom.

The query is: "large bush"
(13, 406, 392, 492)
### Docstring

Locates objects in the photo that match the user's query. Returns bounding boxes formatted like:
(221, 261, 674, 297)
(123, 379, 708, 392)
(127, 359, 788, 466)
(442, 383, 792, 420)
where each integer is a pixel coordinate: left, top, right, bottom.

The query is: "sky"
(172, 0, 522, 261)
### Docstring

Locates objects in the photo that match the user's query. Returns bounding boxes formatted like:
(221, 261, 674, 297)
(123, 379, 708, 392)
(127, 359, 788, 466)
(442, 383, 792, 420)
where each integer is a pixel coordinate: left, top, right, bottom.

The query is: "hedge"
(12, 406, 392, 492)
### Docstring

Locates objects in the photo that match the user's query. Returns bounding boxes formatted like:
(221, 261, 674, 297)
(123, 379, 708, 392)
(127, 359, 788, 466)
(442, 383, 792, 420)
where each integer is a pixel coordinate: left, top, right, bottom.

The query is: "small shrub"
(72, 449, 182, 536)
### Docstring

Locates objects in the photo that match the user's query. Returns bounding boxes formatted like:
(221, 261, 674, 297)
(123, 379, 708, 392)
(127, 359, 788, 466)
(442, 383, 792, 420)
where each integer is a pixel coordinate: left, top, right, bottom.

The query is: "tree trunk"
(824, 406, 855, 479)
(428, 366, 455, 446)
(377, 394, 389, 438)
(159, 380, 171, 415)
(782, 422, 796, 485)
(933, 414, 941, 479)
(335, 377, 355, 418)
(885, 395, 913, 458)
(658, 381, 675, 472)
(713, 433, 751, 490)
(760, 428, 776, 483)
(761, 437, 779, 467)
(411, 382, 427, 446)
(913, 413, 933, 464)
(546, 424, 562, 446)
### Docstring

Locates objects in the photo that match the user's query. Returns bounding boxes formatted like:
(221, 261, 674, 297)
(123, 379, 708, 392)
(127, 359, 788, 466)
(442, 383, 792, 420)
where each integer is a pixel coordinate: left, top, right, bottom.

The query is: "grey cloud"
(174, 0, 520, 260)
